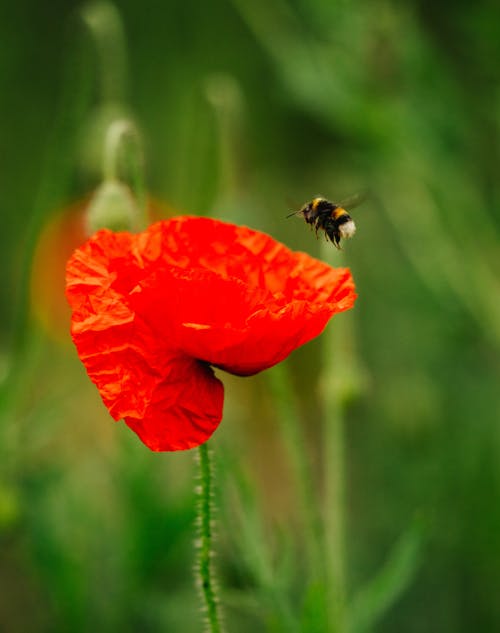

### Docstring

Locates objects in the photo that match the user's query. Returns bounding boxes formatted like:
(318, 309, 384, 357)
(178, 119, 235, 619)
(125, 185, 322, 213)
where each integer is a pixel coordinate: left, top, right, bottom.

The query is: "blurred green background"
(1, 0, 499, 631)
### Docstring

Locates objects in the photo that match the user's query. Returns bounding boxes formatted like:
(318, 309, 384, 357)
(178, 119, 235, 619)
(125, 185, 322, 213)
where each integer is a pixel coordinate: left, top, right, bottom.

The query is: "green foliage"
(0, 0, 499, 631)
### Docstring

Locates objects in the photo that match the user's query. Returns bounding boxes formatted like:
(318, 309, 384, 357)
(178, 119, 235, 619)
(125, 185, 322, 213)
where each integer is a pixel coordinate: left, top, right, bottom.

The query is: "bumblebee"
(288, 194, 363, 249)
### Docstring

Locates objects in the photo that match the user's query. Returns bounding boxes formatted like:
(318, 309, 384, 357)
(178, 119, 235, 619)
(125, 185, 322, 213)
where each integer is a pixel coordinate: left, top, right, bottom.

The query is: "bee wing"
(338, 191, 369, 211)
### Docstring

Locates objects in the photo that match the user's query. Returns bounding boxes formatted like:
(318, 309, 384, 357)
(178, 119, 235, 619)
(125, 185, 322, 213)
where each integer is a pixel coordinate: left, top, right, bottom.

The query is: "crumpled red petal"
(66, 216, 356, 451)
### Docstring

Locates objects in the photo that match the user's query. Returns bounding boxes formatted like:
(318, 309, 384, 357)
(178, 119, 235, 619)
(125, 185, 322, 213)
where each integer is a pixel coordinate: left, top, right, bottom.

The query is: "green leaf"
(348, 522, 423, 633)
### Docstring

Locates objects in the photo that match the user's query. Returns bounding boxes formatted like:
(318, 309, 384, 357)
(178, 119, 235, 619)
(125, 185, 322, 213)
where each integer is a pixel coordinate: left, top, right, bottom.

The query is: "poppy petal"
(66, 216, 356, 450)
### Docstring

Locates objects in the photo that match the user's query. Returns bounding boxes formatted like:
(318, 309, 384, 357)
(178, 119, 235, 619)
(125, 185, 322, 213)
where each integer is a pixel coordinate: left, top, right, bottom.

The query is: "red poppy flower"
(66, 216, 356, 451)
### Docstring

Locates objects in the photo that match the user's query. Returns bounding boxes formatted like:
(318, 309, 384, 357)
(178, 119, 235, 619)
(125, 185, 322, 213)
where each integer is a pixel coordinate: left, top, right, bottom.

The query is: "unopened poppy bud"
(85, 180, 141, 234)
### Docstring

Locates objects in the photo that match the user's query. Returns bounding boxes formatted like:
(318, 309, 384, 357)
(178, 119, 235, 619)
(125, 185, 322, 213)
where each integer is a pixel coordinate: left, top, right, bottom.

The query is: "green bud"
(85, 179, 141, 233)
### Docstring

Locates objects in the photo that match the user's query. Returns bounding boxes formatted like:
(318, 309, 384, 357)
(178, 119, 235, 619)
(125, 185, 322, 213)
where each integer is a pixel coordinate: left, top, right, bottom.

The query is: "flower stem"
(205, 73, 244, 211)
(322, 388, 347, 632)
(319, 243, 359, 632)
(268, 364, 323, 579)
(80, 0, 128, 104)
(102, 119, 143, 180)
(195, 443, 224, 633)
(102, 119, 148, 226)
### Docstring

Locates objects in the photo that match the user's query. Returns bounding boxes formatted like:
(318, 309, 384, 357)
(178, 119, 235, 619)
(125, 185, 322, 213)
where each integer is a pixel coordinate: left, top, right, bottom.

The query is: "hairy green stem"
(195, 443, 224, 633)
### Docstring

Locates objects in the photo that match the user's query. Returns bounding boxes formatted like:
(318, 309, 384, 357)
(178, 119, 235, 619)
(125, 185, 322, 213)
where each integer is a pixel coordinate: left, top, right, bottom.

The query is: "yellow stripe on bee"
(332, 207, 348, 220)
(311, 197, 324, 212)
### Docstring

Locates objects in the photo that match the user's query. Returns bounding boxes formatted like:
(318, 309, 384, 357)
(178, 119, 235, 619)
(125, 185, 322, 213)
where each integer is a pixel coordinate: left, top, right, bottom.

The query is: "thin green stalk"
(319, 243, 360, 633)
(268, 364, 324, 582)
(195, 443, 224, 633)
(102, 118, 147, 221)
(103, 120, 138, 180)
(81, 0, 128, 104)
(321, 389, 347, 633)
(85, 119, 147, 234)
(205, 74, 244, 207)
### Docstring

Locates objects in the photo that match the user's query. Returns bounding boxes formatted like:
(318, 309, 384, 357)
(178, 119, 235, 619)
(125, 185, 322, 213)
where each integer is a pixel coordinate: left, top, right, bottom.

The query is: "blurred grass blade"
(347, 523, 423, 633)
(267, 364, 323, 582)
(217, 448, 301, 632)
(0, 9, 95, 420)
(378, 177, 500, 348)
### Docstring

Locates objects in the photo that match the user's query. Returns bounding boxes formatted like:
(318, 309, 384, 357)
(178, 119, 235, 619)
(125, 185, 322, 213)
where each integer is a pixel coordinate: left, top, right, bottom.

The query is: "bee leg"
(315, 217, 321, 228)
(332, 235, 342, 249)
